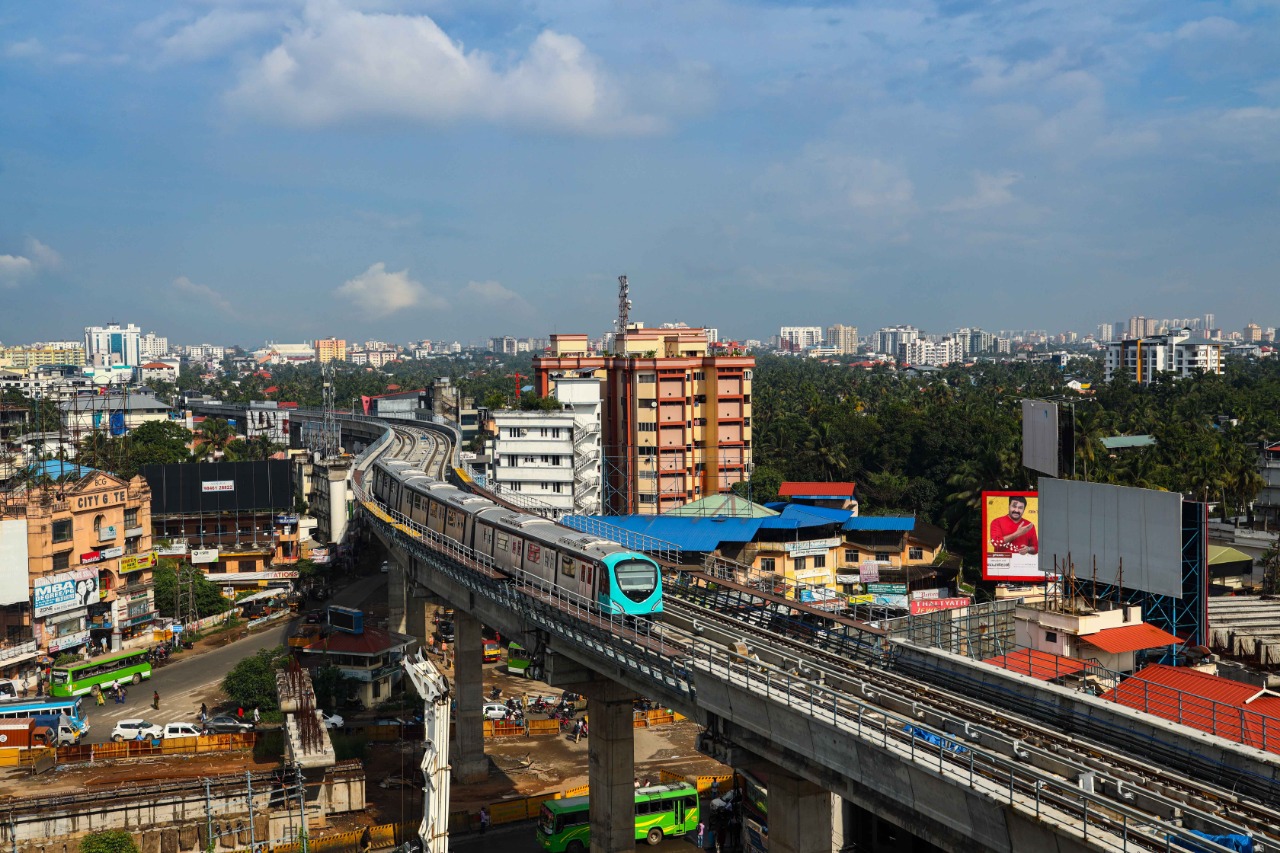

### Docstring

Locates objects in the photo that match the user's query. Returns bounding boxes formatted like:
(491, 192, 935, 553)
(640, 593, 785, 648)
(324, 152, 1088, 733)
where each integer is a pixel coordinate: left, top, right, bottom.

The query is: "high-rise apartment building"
(779, 326, 823, 352)
(314, 338, 348, 363)
(1098, 323, 1115, 343)
(825, 324, 859, 355)
(1205, 313, 1216, 333)
(1104, 329, 1223, 384)
(535, 326, 752, 516)
(0, 344, 86, 369)
(875, 326, 919, 357)
(957, 328, 995, 356)
(1243, 324, 1262, 343)
(139, 333, 168, 360)
(85, 323, 141, 368)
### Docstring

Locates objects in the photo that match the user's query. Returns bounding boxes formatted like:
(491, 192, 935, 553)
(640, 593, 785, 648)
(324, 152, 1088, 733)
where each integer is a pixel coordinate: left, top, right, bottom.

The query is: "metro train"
(369, 458, 663, 617)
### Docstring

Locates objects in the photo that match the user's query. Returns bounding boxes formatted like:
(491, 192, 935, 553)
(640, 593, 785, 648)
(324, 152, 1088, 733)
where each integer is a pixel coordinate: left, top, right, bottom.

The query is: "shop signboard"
(48, 629, 90, 653)
(120, 552, 157, 573)
(785, 537, 841, 558)
(191, 549, 219, 564)
(99, 546, 123, 560)
(275, 514, 299, 525)
(866, 583, 907, 595)
(80, 550, 103, 565)
(156, 543, 188, 556)
(870, 593, 909, 609)
(909, 597, 972, 615)
(859, 562, 881, 584)
(34, 569, 99, 618)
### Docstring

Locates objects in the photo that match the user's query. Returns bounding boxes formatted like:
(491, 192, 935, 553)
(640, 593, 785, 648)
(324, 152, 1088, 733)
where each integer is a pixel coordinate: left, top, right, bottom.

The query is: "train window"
(512, 539, 523, 557)
(583, 564, 593, 584)
(614, 559, 658, 603)
(482, 527, 493, 546)
(497, 532, 509, 550)
(447, 510, 458, 526)
(561, 556, 576, 577)
(600, 569, 609, 593)
(544, 550, 555, 569)
(430, 502, 441, 518)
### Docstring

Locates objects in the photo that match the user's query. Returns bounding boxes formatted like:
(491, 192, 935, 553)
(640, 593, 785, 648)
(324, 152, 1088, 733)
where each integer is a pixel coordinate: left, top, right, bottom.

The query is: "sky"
(1, 0, 1278, 347)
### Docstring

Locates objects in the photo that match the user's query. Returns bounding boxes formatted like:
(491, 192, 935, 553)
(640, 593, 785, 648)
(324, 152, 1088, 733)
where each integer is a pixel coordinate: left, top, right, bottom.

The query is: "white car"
(320, 711, 344, 729)
(482, 703, 509, 721)
(112, 719, 162, 742)
(162, 722, 203, 739)
(380, 561, 389, 573)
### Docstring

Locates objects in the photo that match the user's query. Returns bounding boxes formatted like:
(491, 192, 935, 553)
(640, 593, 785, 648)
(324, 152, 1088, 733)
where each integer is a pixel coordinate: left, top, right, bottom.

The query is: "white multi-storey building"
(85, 322, 141, 368)
(1103, 329, 1223, 383)
(139, 332, 169, 360)
(899, 336, 962, 366)
(184, 344, 227, 361)
(875, 325, 919, 357)
(779, 326, 824, 352)
(486, 377, 602, 516)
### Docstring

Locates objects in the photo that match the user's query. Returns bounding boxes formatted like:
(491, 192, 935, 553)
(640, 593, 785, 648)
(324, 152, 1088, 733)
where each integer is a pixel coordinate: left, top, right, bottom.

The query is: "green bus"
(49, 649, 153, 697)
(537, 783, 700, 852)
(507, 642, 531, 677)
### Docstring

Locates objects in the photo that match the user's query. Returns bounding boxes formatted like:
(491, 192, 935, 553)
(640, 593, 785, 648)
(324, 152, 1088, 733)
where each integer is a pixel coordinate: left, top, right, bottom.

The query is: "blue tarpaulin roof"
(30, 460, 98, 479)
(843, 517, 916, 532)
(763, 503, 853, 524)
(570, 515, 765, 552)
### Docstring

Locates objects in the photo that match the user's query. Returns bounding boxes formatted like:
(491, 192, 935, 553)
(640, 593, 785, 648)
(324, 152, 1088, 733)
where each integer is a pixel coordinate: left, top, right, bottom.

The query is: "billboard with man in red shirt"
(982, 491, 1050, 581)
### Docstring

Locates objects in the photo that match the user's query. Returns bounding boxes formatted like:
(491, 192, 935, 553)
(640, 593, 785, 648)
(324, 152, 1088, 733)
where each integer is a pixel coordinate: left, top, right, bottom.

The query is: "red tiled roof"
(264, 386, 279, 394)
(303, 626, 411, 655)
(141, 362, 171, 369)
(778, 481, 856, 498)
(984, 649, 1087, 681)
(1102, 665, 1280, 754)
(1078, 623, 1182, 654)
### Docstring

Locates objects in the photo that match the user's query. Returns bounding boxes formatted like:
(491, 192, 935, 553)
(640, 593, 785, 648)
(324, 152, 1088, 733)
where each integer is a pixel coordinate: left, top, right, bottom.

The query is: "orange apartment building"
(314, 338, 347, 364)
(534, 326, 753, 515)
(0, 467, 156, 666)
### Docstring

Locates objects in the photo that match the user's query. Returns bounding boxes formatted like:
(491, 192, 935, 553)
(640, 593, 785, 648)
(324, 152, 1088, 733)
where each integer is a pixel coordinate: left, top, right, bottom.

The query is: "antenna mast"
(321, 362, 338, 459)
(615, 275, 632, 338)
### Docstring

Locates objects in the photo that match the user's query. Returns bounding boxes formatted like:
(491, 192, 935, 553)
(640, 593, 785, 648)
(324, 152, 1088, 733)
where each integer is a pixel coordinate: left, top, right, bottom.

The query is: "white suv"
(162, 722, 202, 738)
(112, 719, 163, 742)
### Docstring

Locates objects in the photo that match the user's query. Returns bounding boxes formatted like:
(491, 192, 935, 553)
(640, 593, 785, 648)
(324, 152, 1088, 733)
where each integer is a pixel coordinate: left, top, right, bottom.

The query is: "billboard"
(0, 519, 30, 607)
(191, 549, 219, 564)
(909, 597, 972, 615)
(140, 460, 293, 514)
(1022, 400, 1060, 477)
(34, 568, 99, 618)
(1038, 478, 1183, 598)
(120, 552, 157, 573)
(982, 491, 1051, 582)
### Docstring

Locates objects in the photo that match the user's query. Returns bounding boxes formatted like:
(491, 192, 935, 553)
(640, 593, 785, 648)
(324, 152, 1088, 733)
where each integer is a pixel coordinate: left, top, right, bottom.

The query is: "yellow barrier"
(694, 774, 734, 795)
(526, 718, 560, 737)
(563, 783, 589, 798)
(658, 769, 685, 785)
(0, 747, 21, 767)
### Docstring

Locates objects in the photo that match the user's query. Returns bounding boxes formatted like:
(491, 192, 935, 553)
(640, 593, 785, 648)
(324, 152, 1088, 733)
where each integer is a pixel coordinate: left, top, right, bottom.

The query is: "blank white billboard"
(1022, 399, 1059, 477)
(1039, 479, 1184, 598)
(0, 519, 31, 606)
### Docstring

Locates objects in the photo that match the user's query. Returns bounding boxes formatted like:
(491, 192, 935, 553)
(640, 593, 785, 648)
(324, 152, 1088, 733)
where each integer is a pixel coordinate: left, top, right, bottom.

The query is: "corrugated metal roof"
(759, 504, 851, 529)
(842, 517, 915, 532)
(1102, 665, 1280, 754)
(1099, 435, 1157, 449)
(1078, 623, 1182, 653)
(778, 481, 856, 498)
(1208, 545, 1253, 565)
(984, 649, 1086, 681)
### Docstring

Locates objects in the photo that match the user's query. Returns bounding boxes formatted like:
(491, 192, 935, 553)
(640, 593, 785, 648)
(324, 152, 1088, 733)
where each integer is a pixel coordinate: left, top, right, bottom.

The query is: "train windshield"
(614, 559, 659, 602)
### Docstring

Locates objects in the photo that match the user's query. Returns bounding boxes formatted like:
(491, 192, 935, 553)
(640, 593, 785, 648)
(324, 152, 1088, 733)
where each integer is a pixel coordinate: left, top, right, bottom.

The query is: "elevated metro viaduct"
(298, 411, 1280, 853)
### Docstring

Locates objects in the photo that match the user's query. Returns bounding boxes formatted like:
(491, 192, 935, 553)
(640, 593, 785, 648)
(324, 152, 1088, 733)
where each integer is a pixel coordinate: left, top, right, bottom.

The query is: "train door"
(425, 497, 446, 535)
(476, 522, 497, 559)
(445, 506, 467, 542)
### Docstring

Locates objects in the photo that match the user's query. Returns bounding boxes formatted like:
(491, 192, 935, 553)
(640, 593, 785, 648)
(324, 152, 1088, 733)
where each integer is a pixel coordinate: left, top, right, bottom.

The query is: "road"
(448, 820, 700, 853)
(80, 575, 391, 743)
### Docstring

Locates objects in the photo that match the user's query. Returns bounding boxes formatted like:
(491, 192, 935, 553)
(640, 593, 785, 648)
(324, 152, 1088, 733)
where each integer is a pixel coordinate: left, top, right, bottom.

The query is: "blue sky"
(1, 0, 1278, 346)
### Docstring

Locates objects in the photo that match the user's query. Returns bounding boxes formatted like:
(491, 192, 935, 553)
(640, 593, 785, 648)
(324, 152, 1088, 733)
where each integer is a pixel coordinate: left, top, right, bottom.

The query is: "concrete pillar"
(325, 465, 350, 544)
(584, 679, 635, 853)
(769, 769, 834, 853)
(405, 574, 428, 644)
(387, 561, 407, 635)
(451, 610, 488, 782)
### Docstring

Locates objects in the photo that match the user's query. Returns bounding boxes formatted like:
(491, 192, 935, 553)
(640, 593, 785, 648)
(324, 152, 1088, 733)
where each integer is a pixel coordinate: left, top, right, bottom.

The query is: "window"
(53, 551, 71, 571)
(52, 519, 72, 543)
(1045, 631, 1058, 643)
(875, 552, 890, 562)
(760, 558, 776, 572)
(693, 372, 705, 381)
(124, 508, 139, 528)
(561, 555, 577, 577)
(793, 557, 806, 571)
(638, 423, 656, 432)
(908, 547, 923, 561)
(93, 515, 105, 532)
(844, 549, 857, 563)
(813, 554, 826, 568)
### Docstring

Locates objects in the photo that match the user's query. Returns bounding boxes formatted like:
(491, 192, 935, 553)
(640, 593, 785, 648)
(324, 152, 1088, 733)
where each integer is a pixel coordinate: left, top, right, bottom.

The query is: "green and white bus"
(537, 783, 700, 852)
(49, 649, 153, 697)
(507, 642, 531, 677)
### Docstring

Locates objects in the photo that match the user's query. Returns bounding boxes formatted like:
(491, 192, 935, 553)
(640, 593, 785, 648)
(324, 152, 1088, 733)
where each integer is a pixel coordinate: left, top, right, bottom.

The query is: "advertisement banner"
(201, 480, 235, 493)
(982, 491, 1051, 582)
(909, 597, 972, 615)
(120, 552, 157, 573)
(100, 546, 123, 560)
(156, 543, 188, 556)
(871, 594, 909, 609)
(34, 569, 99, 618)
(191, 549, 219, 564)
(274, 514, 299, 525)
(866, 582, 907, 595)
(859, 562, 880, 584)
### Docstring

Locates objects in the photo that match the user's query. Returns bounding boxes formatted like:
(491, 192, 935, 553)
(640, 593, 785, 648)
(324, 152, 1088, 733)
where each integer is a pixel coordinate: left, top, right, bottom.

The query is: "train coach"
(370, 458, 663, 617)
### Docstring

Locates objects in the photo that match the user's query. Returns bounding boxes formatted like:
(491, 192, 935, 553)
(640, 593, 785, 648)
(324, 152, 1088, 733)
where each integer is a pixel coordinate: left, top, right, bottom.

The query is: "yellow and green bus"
(537, 783, 700, 852)
(49, 649, 152, 697)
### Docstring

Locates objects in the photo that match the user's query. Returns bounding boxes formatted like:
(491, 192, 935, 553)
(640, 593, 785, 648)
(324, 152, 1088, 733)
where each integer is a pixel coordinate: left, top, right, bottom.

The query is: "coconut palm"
(193, 418, 242, 462)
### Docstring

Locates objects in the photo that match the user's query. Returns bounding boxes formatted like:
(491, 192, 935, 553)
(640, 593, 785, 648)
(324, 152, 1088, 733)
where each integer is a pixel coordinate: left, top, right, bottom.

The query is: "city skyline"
(2, 1, 1279, 344)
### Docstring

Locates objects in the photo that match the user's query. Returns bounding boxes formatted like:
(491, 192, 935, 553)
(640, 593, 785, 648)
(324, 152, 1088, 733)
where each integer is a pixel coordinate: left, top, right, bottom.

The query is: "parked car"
(112, 719, 163, 742)
(482, 703, 508, 721)
(162, 722, 202, 739)
(320, 711, 344, 729)
(435, 621, 455, 643)
(204, 715, 254, 734)
(379, 561, 389, 573)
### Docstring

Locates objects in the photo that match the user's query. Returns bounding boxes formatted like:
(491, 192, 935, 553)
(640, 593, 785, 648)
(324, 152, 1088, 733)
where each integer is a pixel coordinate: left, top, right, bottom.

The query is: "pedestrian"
(696, 821, 706, 848)
(20, 677, 28, 698)
(634, 777, 640, 789)
(120, 686, 127, 703)
(237, 706, 244, 720)
(478, 807, 489, 835)
(253, 707, 261, 726)
(201, 702, 208, 719)
(711, 778, 720, 799)
(95, 689, 105, 706)
(153, 690, 160, 710)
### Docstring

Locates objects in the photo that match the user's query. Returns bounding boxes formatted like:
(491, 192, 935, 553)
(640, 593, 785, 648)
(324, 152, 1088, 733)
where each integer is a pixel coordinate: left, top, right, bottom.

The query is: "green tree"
(80, 831, 139, 853)
(152, 559, 232, 620)
(1261, 541, 1280, 595)
(193, 418, 242, 462)
(311, 666, 357, 709)
(222, 646, 290, 712)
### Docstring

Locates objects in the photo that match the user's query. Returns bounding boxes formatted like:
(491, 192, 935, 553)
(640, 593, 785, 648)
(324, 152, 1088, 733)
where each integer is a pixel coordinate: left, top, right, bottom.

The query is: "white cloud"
(4, 39, 44, 60)
(0, 237, 62, 286)
(940, 171, 1021, 212)
(336, 263, 445, 318)
(226, 4, 661, 134)
(173, 275, 235, 315)
(155, 9, 280, 64)
(757, 142, 916, 220)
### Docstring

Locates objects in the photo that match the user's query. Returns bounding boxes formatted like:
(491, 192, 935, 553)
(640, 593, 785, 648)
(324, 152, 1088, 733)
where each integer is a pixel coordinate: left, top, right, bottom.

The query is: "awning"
(1208, 545, 1252, 565)
(984, 649, 1087, 681)
(1078, 623, 1182, 654)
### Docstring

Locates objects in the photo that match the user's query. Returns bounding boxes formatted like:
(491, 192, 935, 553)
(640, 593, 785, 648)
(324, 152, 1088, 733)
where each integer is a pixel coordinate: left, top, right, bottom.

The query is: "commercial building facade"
(535, 326, 753, 516)
(85, 323, 141, 369)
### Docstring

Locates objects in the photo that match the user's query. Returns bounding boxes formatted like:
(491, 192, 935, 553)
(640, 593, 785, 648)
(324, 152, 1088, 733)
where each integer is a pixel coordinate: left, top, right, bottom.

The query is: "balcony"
(125, 526, 144, 538)
(0, 637, 38, 663)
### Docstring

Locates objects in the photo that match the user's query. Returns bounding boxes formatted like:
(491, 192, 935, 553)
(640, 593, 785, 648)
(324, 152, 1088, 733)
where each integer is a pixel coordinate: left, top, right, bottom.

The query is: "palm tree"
(243, 434, 283, 461)
(193, 418, 241, 462)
